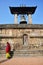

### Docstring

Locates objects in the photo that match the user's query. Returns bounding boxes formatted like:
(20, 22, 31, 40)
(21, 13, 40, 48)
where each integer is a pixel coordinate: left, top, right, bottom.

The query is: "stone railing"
(0, 43, 43, 55)
(0, 43, 6, 54)
(13, 43, 43, 51)
(13, 43, 22, 50)
(28, 43, 43, 49)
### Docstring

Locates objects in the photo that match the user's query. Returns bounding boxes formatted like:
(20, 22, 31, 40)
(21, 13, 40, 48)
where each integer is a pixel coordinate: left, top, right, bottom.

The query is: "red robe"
(6, 42, 11, 53)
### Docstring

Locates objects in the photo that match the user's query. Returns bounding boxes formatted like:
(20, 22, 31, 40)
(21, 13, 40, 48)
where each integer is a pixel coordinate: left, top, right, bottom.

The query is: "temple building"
(0, 6, 43, 56)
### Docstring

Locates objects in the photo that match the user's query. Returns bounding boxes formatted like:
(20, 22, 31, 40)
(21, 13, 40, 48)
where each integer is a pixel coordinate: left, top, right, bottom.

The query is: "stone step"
(14, 50, 43, 56)
(1, 49, 43, 57)
(14, 53, 43, 57)
(0, 54, 6, 58)
(0, 50, 6, 54)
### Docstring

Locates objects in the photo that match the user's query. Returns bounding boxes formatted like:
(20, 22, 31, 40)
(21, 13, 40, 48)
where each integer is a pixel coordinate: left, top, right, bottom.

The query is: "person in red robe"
(6, 42, 11, 58)
(6, 42, 11, 53)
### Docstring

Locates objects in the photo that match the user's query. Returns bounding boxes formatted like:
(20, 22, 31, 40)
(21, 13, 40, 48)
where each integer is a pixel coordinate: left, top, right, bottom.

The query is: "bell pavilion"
(0, 6, 43, 57)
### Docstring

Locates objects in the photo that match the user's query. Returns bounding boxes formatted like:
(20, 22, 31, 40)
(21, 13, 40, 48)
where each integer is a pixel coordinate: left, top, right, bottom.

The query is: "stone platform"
(0, 44, 43, 58)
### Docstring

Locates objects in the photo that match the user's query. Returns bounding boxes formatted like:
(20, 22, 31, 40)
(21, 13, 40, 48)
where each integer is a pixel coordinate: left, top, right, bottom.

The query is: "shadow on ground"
(0, 51, 14, 63)
(0, 59, 8, 63)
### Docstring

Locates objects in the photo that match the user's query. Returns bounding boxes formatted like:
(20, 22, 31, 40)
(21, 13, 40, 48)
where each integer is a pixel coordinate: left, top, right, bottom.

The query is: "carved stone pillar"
(28, 14, 32, 24)
(14, 14, 18, 24)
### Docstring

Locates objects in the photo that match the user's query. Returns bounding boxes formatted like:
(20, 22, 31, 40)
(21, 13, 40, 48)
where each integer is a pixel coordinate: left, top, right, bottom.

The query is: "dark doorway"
(23, 34, 28, 46)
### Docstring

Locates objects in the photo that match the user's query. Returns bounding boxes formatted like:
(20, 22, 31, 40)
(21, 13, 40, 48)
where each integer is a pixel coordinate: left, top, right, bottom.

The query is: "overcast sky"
(0, 0, 43, 24)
